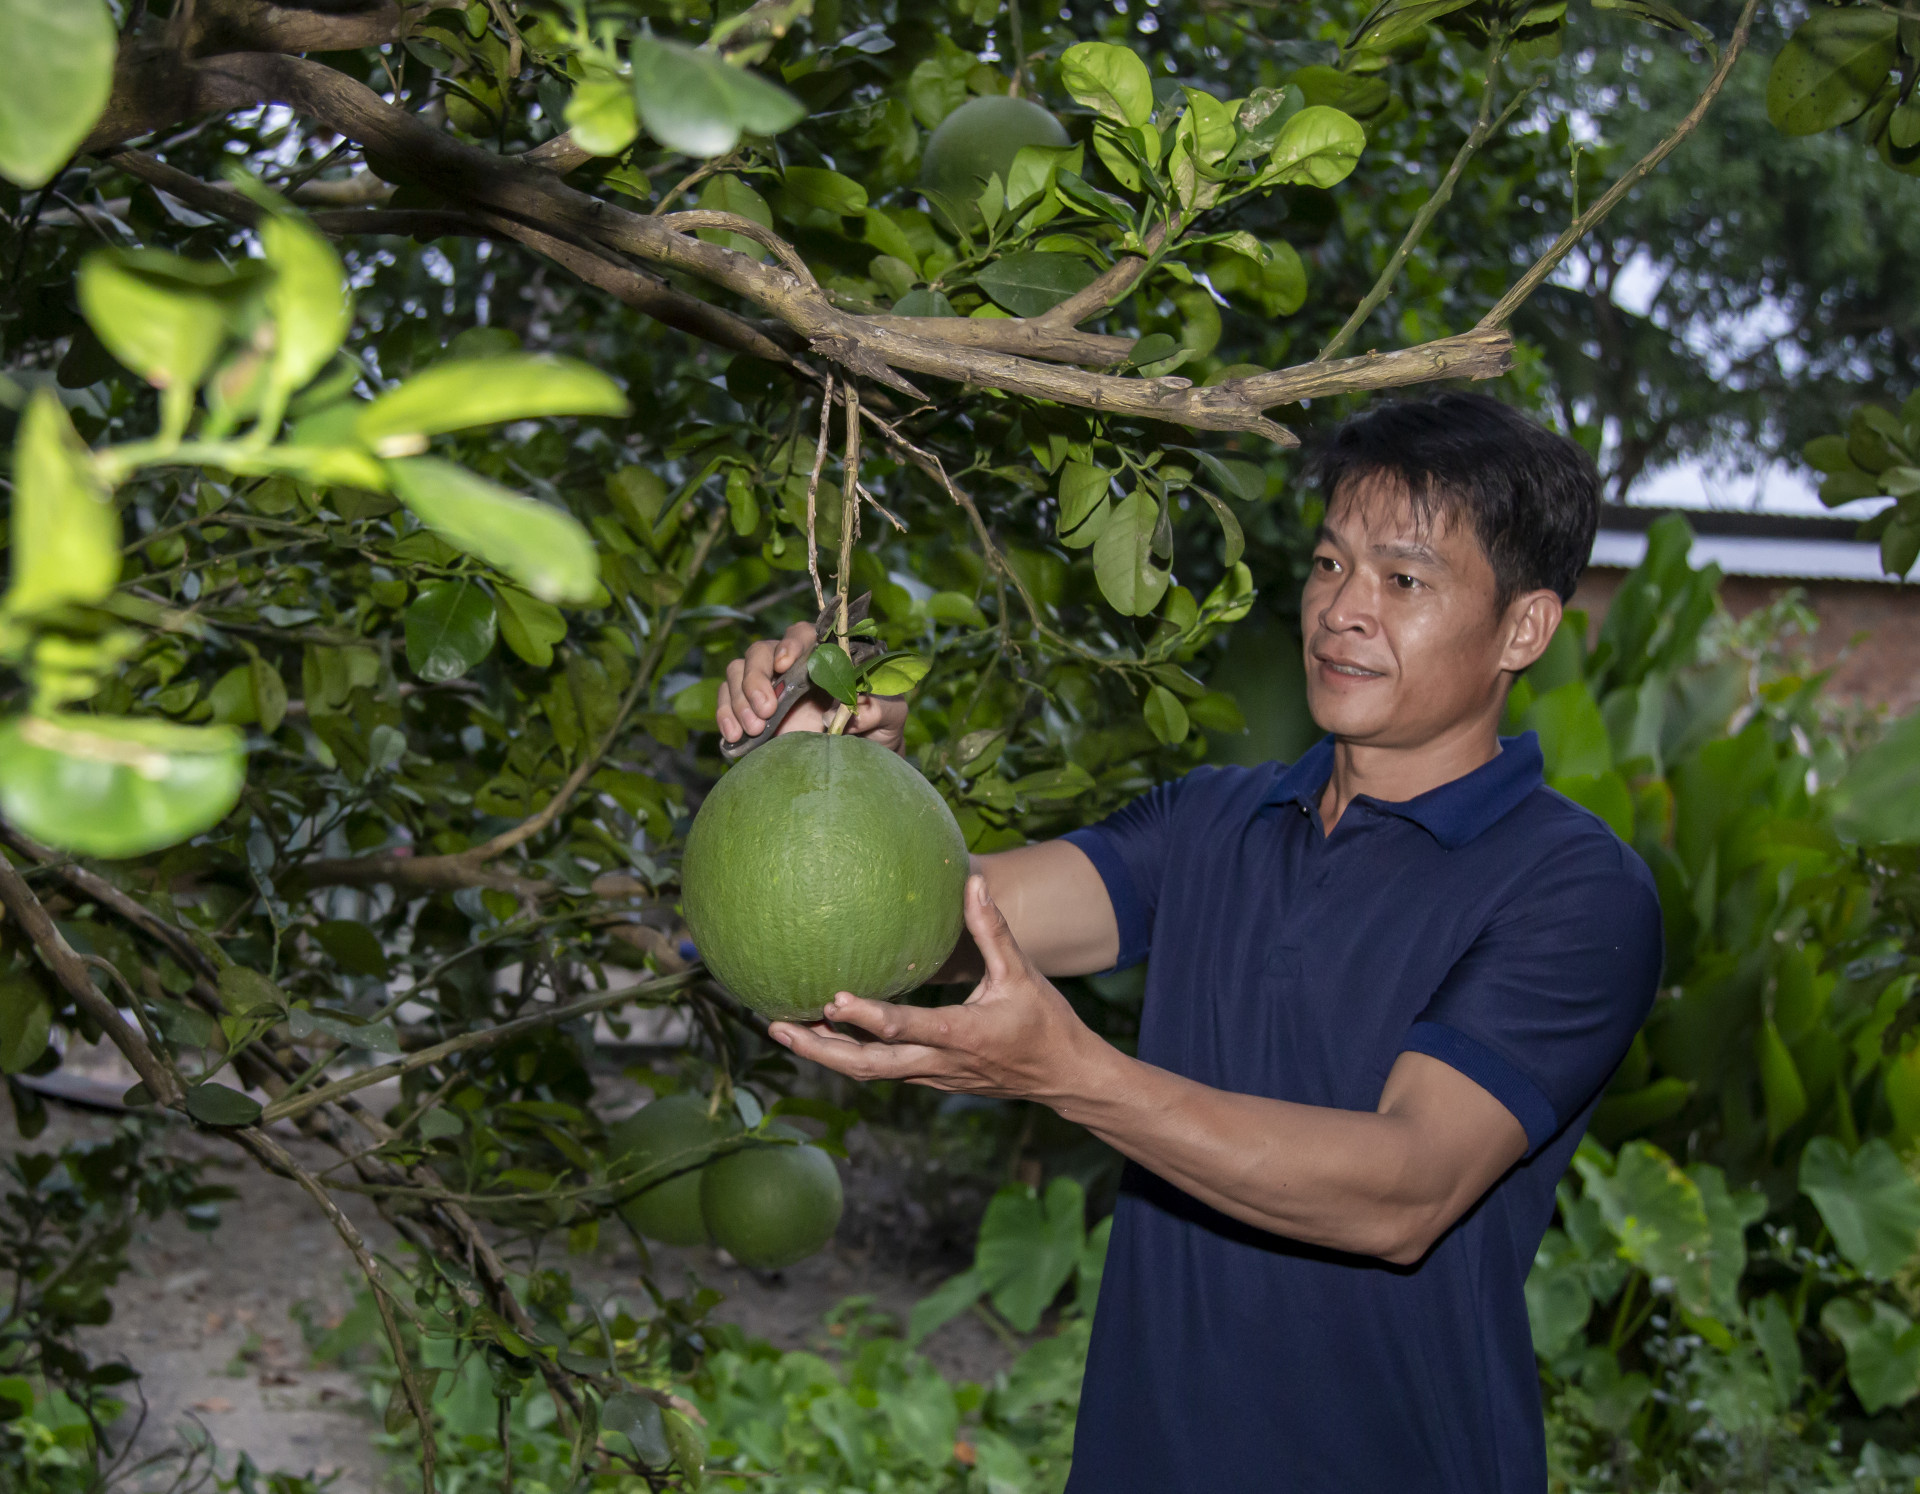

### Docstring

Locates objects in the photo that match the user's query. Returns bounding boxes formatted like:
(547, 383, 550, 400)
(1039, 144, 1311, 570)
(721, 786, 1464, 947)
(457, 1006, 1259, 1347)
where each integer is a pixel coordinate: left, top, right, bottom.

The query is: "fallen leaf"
(191, 1397, 235, 1414)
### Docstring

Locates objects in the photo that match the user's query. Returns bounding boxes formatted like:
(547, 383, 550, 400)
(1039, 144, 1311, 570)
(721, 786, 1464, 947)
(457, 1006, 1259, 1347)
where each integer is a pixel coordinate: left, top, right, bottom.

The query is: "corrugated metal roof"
(1589, 505, 1901, 583)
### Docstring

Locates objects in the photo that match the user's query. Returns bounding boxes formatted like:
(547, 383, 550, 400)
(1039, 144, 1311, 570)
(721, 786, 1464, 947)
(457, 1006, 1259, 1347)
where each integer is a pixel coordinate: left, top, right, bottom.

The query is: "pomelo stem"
(826, 702, 854, 735)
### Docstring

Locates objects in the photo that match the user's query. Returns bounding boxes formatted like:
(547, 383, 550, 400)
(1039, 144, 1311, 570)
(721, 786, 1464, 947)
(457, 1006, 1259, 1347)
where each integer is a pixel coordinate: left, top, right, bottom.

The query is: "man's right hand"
(715, 620, 908, 755)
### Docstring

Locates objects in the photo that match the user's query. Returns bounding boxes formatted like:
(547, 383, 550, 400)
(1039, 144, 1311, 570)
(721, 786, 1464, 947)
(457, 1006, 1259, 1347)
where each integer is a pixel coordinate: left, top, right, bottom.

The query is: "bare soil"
(4, 1044, 1013, 1493)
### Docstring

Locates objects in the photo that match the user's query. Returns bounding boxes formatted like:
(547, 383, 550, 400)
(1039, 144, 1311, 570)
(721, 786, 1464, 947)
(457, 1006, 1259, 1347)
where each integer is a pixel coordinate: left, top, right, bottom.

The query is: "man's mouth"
(1315, 657, 1384, 679)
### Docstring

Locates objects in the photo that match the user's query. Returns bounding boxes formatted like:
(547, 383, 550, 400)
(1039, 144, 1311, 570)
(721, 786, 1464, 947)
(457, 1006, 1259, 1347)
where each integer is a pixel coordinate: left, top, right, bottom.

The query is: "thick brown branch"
(181, 0, 416, 56)
(1233, 327, 1514, 406)
(1035, 220, 1171, 330)
(0, 853, 183, 1105)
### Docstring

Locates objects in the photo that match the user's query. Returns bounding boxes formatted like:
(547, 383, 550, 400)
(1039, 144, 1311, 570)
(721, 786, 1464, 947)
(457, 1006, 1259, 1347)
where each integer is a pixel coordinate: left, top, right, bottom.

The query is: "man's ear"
(1498, 589, 1564, 675)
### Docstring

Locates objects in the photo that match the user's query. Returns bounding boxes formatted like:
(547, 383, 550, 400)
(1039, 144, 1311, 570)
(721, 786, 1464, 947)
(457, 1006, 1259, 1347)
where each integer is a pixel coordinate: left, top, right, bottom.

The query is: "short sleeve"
(1061, 777, 1189, 970)
(1400, 835, 1664, 1154)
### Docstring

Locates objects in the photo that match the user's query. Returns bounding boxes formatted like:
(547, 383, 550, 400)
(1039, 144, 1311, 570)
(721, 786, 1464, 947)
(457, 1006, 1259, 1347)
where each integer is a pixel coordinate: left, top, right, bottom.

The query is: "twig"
(804, 376, 833, 613)
(1479, 0, 1761, 329)
(1319, 50, 1522, 360)
(836, 385, 861, 648)
(260, 969, 699, 1124)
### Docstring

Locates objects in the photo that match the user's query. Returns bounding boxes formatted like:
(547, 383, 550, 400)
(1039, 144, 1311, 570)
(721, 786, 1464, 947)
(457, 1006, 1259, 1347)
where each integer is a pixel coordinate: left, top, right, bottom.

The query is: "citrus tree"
(0, 0, 1777, 1486)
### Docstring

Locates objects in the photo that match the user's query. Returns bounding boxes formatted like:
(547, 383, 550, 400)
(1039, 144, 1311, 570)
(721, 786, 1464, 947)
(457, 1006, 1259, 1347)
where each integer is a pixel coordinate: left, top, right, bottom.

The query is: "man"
(715, 393, 1662, 1492)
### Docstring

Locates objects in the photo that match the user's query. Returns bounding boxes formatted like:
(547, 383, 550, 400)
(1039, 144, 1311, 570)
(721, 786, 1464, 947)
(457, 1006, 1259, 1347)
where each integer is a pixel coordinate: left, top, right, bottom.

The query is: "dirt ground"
(4, 1045, 1015, 1493)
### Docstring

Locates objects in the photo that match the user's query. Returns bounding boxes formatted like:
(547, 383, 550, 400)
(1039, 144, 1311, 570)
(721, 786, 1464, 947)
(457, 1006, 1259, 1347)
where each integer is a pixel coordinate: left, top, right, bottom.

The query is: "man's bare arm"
(935, 841, 1119, 984)
(772, 877, 1528, 1265)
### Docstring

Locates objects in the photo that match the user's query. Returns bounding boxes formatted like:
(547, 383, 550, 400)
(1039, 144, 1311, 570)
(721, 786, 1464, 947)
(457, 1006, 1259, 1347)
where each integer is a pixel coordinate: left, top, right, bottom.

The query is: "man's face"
(1300, 475, 1550, 747)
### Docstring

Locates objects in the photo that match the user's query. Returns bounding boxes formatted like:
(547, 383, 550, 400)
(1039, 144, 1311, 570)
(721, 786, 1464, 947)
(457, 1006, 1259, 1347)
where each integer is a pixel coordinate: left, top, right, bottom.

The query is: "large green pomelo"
(681, 732, 968, 1022)
(608, 1094, 742, 1247)
(700, 1134, 843, 1271)
(919, 96, 1070, 232)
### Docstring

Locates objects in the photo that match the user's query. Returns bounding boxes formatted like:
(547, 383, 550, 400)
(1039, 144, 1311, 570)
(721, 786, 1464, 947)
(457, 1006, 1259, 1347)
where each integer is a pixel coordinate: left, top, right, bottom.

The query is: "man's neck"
(1317, 716, 1505, 834)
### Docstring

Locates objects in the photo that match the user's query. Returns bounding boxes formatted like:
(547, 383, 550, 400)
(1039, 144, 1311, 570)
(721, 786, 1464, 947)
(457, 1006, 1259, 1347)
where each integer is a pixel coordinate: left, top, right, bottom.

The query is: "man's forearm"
(1050, 1042, 1482, 1265)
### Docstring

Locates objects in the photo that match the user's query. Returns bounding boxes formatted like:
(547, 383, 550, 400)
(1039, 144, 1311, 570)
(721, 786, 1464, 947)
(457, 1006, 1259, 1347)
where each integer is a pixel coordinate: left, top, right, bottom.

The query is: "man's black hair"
(1311, 392, 1600, 606)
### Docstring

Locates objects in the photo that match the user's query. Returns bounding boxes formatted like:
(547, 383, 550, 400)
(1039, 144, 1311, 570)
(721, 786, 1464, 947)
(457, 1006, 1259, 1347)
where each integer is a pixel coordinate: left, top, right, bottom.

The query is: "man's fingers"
(770, 1019, 946, 1082)
(821, 992, 958, 1046)
(771, 620, 818, 673)
(718, 657, 758, 740)
(963, 874, 1022, 984)
(740, 638, 784, 717)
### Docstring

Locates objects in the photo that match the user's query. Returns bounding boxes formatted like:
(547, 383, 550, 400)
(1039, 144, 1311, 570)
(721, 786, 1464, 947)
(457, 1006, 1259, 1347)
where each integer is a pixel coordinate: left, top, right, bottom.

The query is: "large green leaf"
(387, 459, 599, 604)
(260, 213, 351, 414)
(1060, 41, 1153, 127)
(975, 1179, 1086, 1332)
(1143, 685, 1190, 746)
(356, 356, 628, 454)
(0, 973, 51, 1074)
(0, 0, 117, 188)
(1057, 461, 1112, 537)
(974, 253, 1099, 318)
(5, 391, 118, 616)
(630, 37, 806, 157)
(1523, 678, 1612, 780)
(77, 250, 242, 403)
(1261, 106, 1367, 188)
(1831, 709, 1920, 843)
(403, 580, 497, 683)
(1800, 1137, 1920, 1280)
(1092, 490, 1170, 615)
(1767, 9, 1899, 137)
(566, 78, 640, 157)
(185, 1083, 264, 1128)
(1821, 1297, 1920, 1413)
(0, 714, 245, 858)
(1574, 1140, 1715, 1316)
(493, 585, 568, 668)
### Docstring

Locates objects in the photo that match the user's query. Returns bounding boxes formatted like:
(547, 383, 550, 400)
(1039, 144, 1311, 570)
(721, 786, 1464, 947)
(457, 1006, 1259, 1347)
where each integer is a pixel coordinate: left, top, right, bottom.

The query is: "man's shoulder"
(1495, 783, 1662, 904)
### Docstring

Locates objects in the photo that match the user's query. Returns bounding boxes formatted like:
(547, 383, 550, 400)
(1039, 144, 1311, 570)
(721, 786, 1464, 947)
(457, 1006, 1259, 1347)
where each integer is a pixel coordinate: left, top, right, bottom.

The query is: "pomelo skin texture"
(700, 1135, 844, 1271)
(681, 732, 968, 1022)
(919, 96, 1070, 230)
(608, 1094, 742, 1247)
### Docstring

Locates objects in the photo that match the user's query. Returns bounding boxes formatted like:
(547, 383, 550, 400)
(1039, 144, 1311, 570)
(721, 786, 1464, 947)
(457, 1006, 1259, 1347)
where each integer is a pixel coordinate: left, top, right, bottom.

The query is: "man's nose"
(1316, 571, 1376, 634)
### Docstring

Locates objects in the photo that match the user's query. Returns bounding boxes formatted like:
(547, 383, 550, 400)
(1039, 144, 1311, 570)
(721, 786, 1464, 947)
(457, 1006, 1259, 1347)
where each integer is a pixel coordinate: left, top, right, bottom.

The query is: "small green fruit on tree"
(701, 1128, 844, 1271)
(610, 1094, 744, 1247)
(919, 95, 1071, 231)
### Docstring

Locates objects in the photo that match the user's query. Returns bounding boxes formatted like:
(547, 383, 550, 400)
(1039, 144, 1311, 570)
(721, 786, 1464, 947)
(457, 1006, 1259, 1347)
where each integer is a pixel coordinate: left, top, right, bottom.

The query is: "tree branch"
(1479, 0, 1761, 329)
(0, 854, 183, 1106)
(260, 969, 700, 1125)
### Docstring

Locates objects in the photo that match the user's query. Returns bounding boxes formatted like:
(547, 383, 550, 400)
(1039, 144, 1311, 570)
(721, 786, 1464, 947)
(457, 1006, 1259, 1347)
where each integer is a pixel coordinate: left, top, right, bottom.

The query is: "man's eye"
(1392, 573, 1420, 590)
(1314, 555, 1340, 572)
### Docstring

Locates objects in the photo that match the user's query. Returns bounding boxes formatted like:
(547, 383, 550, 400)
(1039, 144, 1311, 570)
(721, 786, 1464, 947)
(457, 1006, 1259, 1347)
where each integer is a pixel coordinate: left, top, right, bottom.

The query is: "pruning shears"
(719, 592, 881, 763)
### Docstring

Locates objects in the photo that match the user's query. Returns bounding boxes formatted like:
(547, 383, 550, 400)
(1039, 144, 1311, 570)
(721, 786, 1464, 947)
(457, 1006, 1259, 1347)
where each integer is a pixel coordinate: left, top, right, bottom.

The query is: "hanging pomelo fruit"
(681, 732, 968, 1022)
(919, 95, 1070, 232)
(608, 1093, 741, 1246)
(700, 1126, 844, 1270)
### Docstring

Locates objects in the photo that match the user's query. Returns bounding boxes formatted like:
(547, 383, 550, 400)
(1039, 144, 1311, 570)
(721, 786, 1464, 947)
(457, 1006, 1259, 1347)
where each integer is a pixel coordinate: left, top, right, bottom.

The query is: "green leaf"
(1800, 1137, 1920, 1280)
(0, 973, 51, 1074)
(1523, 679, 1613, 779)
(974, 252, 1099, 318)
(1208, 240, 1308, 318)
(906, 1267, 987, 1346)
(630, 37, 806, 157)
(976, 1179, 1086, 1332)
(1349, 0, 1477, 52)
(1261, 105, 1367, 188)
(1092, 490, 1170, 615)
(404, 580, 497, 683)
(356, 356, 628, 455)
(314, 920, 392, 978)
(1832, 709, 1920, 842)
(725, 467, 760, 537)
(1143, 684, 1190, 746)
(185, 1083, 264, 1128)
(1767, 9, 1899, 137)
(1804, 434, 1859, 475)
(1755, 1018, 1808, 1143)
(260, 213, 351, 413)
(218, 966, 287, 1016)
(1010, 763, 1096, 801)
(566, 78, 640, 157)
(0, 714, 244, 858)
(783, 166, 868, 216)
(289, 1008, 401, 1052)
(1181, 450, 1266, 504)
(891, 288, 957, 317)
(494, 585, 568, 668)
(695, 173, 775, 257)
(6, 390, 118, 616)
(663, 1409, 707, 1487)
(387, 459, 599, 604)
(861, 653, 931, 695)
(1821, 1297, 1920, 1413)
(77, 250, 240, 403)
(1060, 42, 1154, 127)
(0, 0, 117, 188)
(1189, 486, 1246, 567)
(1574, 1140, 1715, 1317)
(807, 641, 859, 708)
(1057, 461, 1112, 537)
(602, 1392, 671, 1467)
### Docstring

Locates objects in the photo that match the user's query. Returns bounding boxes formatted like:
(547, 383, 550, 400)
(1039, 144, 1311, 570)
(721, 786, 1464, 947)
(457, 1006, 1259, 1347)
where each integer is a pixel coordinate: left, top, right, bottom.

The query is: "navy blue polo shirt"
(1059, 733, 1661, 1494)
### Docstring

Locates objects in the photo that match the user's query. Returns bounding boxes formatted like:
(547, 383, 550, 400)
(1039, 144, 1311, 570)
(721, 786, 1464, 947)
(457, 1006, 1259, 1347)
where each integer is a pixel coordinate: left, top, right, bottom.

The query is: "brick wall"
(1571, 568, 1920, 715)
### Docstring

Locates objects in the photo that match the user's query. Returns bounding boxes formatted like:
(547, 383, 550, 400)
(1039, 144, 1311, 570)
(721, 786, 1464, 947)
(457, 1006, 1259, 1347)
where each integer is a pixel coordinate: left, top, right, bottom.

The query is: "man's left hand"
(768, 874, 1107, 1102)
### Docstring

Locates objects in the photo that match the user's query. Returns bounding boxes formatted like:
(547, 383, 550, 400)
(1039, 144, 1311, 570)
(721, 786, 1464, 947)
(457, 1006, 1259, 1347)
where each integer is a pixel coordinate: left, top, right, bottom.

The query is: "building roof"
(1591, 504, 1898, 583)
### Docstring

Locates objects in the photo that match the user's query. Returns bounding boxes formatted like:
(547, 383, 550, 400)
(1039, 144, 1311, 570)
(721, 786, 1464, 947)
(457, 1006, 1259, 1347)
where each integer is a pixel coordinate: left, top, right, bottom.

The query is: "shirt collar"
(1263, 731, 1545, 850)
